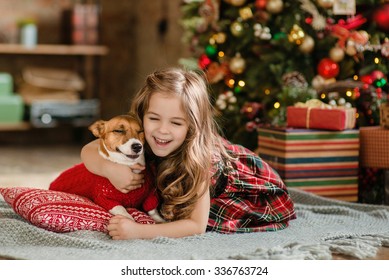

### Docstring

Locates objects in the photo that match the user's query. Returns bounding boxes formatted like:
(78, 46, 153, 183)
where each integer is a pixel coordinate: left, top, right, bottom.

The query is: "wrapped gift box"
(359, 126, 389, 169)
(286, 106, 356, 131)
(257, 127, 359, 201)
(0, 73, 13, 96)
(0, 95, 24, 123)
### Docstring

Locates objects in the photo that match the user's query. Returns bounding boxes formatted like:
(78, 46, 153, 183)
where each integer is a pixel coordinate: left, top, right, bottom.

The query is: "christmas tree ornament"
(205, 44, 218, 57)
(206, 62, 228, 84)
(381, 41, 389, 58)
(345, 40, 357, 56)
(230, 20, 244, 37)
(266, 0, 283, 14)
(198, 0, 220, 31)
(317, 0, 334, 9)
(241, 102, 262, 119)
(311, 75, 335, 89)
(360, 74, 373, 85)
(239, 6, 253, 20)
(329, 46, 345, 62)
(370, 70, 385, 81)
(288, 24, 305, 45)
(317, 58, 340, 79)
(374, 78, 387, 88)
(253, 23, 271, 40)
(372, 3, 389, 33)
(273, 32, 287, 40)
(198, 54, 211, 69)
(216, 90, 237, 111)
(229, 53, 246, 74)
(333, 0, 356, 15)
(225, 0, 247, 7)
(282, 71, 308, 87)
(299, 35, 315, 53)
(255, 0, 268, 9)
(300, 0, 327, 30)
(213, 32, 227, 44)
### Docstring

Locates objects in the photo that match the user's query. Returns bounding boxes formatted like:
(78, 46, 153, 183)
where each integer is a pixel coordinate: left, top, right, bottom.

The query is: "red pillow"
(0, 187, 155, 233)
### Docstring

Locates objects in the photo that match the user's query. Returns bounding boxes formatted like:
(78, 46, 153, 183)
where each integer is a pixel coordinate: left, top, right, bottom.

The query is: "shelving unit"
(0, 43, 108, 131)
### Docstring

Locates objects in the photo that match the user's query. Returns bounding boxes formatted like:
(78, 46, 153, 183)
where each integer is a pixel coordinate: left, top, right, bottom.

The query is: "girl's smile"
(143, 92, 189, 157)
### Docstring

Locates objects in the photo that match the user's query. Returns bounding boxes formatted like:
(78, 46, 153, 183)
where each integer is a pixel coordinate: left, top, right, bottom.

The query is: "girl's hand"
(108, 215, 140, 240)
(105, 162, 145, 193)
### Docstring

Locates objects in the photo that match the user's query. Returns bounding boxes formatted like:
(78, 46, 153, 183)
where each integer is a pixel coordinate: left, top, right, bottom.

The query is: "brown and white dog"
(50, 114, 165, 223)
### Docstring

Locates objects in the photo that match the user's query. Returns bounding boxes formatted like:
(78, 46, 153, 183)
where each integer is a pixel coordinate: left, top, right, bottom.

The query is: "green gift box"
(0, 73, 13, 95)
(0, 95, 24, 123)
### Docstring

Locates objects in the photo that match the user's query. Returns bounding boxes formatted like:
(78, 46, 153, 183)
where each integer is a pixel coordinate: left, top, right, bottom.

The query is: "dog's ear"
(89, 120, 106, 138)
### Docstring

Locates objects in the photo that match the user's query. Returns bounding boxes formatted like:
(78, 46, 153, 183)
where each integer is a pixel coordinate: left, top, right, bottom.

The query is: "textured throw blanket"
(1, 189, 389, 260)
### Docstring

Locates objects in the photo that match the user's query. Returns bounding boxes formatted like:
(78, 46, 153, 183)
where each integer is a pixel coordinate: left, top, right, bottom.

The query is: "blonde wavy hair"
(130, 67, 232, 221)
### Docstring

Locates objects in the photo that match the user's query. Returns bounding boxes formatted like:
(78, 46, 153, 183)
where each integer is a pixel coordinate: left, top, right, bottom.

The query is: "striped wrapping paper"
(257, 127, 359, 202)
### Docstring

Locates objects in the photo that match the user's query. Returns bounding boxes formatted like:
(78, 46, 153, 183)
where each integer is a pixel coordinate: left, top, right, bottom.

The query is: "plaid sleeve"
(207, 139, 296, 234)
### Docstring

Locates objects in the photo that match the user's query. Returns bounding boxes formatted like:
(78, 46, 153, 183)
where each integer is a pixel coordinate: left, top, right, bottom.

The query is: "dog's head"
(89, 114, 145, 167)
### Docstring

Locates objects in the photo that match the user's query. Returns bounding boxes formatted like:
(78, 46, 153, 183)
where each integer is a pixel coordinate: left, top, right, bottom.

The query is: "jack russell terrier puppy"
(50, 114, 165, 223)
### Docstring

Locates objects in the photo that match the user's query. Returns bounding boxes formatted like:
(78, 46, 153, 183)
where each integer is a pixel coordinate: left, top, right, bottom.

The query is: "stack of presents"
(0, 69, 99, 128)
(257, 99, 389, 205)
(0, 73, 24, 123)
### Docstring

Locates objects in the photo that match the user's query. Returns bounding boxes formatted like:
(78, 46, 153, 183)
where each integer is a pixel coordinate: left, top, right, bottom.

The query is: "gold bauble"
(299, 35, 315, 53)
(214, 32, 227, 44)
(225, 0, 246, 6)
(239, 6, 253, 20)
(317, 0, 334, 9)
(288, 24, 305, 45)
(230, 21, 244, 37)
(229, 53, 246, 74)
(329, 46, 345, 62)
(266, 0, 284, 14)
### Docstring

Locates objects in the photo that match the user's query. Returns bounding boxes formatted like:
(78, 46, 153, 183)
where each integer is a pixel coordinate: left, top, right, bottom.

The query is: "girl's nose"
(158, 122, 169, 134)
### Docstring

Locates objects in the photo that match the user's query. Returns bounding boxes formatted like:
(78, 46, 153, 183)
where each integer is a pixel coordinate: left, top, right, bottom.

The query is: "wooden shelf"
(0, 122, 31, 131)
(0, 44, 108, 131)
(0, 44, 108, 56)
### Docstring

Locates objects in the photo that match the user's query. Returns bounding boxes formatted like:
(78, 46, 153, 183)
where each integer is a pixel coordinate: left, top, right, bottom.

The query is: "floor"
(0, 144, 82, 188)
(0, 144, 388, 260)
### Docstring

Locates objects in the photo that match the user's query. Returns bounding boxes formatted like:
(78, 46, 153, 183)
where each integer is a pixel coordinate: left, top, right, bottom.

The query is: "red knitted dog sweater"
(49, 163, 158, 213)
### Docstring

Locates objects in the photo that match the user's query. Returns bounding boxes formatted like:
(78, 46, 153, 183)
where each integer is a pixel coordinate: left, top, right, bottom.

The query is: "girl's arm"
(80, 139, 145, 193)
(107, 189, 211, 239)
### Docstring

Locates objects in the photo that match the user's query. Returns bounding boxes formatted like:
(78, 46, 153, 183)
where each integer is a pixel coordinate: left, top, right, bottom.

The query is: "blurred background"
(0, 0, 186, 144)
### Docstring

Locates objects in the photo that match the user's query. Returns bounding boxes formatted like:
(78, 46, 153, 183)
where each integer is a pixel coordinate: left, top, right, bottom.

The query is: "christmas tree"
(180, 0, 389, 149)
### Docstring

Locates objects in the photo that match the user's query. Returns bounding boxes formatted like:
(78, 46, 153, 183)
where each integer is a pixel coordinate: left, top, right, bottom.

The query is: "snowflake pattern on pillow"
(0, 187, 155, 233)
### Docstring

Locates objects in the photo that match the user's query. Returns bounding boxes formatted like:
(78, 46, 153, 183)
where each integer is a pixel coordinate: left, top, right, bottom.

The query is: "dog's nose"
(131, 143, 142, 153)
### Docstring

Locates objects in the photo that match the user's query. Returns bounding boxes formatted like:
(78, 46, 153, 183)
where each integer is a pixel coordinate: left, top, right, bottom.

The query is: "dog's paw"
(148, 209, 166, 223)
(109, 205, 134, 220)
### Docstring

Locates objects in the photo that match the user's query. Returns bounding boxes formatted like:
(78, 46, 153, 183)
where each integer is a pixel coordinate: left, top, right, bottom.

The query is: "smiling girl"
(81, 67, 296, 240)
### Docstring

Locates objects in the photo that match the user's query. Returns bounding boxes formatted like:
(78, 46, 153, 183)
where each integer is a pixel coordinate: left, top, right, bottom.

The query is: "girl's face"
(143, 92, 189, 157)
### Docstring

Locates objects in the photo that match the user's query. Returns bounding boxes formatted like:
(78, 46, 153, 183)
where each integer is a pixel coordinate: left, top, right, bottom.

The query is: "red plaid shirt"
(207, 139, 296, 233)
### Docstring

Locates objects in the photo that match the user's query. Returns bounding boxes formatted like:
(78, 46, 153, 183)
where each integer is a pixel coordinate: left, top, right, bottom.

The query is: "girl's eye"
(113, 129, 125, 134)
(172, 122, 182, 126)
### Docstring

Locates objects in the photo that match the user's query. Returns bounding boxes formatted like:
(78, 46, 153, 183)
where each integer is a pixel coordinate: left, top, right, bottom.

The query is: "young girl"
(81, 67, 296, 240)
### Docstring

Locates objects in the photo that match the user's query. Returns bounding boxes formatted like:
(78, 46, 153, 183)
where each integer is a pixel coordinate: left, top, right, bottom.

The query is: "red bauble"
(360, 74, 374, 85)
(370, 70, 385, 80)
(255, 0, 267, 9)
(198, 54, 211, 69)
(373, 4, 389, 33)
(317, 58, 340, 79)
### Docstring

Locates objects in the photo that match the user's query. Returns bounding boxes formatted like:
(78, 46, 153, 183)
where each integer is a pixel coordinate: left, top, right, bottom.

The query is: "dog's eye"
(112, 129, 125, 134)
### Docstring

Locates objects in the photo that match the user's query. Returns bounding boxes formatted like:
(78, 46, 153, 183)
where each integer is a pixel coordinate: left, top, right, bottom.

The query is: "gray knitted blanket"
(1, 189, 389, 260)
